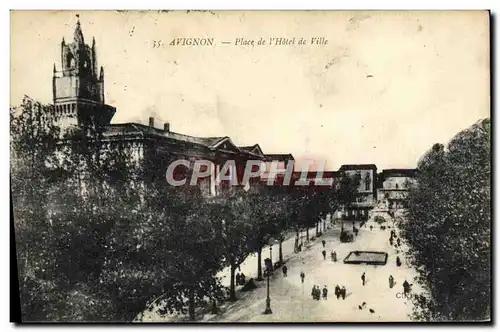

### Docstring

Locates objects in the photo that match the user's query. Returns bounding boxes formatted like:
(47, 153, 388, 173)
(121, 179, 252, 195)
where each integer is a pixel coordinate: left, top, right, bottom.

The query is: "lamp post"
(263, 237, 275, 315)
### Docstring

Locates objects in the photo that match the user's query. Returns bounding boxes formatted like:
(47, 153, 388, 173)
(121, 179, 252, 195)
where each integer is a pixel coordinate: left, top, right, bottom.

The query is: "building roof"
(103, 122, 273, 160)
(105, 122, 227, 148)
(381, 168, 417, 178)
(264, 154, 295, 162)
(239, 144, 265, 157)
(339, 164, 378, 171)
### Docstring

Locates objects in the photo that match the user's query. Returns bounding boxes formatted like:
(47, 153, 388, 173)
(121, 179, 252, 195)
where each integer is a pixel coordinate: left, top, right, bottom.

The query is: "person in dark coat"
(335, 285, 341, 299)
(239, 273, 246, 285)
(322, 240, 326, 248)
(341, 286, 346, 300)
(389, 236, 394, 246)
(403, 280, 411, 295)
(396, 256, 402, 267)
(300, 271, 305, 283)
(236, 273, 241, 285)
(282, 265, 288, 277)
(322, 286, 328, 300)
(397, 237, 401, 247)
(361, 272, 366, 286)
(322, 250, 327, 260)
(333, 251, 337, 262)
(311, 286, 320, 300)
(389, 275, 394, 289)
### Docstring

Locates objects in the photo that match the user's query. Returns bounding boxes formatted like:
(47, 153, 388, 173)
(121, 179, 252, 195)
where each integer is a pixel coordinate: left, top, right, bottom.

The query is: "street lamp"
(263, 237, 276, 315)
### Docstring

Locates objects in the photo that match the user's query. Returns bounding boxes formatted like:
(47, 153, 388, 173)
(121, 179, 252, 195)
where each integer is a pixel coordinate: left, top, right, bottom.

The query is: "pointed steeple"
(92, 36, 96, 48)
(99, 66, 104, 80)
(73, 14, 84, 45)
(61, 36, 65, 46)
(53, 63, 56, 74)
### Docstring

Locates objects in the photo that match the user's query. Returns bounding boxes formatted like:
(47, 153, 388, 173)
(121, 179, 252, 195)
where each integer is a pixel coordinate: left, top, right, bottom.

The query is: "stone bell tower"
(52, 15, 116, 130)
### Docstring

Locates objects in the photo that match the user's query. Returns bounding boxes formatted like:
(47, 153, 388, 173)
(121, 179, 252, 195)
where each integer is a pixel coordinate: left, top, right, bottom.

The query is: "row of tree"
(401, 118, 491, 321)
(11, 98, 358, 322)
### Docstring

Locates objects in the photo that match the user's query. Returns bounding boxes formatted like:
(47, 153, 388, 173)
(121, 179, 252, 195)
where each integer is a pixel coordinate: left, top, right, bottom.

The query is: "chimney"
(149, 117, 154, 128)
(164, 122, 170, 132)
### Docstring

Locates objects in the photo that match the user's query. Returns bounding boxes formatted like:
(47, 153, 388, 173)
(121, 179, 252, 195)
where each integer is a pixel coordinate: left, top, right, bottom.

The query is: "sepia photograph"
(9, 10, 491, 323)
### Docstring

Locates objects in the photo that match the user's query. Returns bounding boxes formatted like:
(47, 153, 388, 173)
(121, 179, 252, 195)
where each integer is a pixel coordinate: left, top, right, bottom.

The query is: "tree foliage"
(402, 118, 491, 321)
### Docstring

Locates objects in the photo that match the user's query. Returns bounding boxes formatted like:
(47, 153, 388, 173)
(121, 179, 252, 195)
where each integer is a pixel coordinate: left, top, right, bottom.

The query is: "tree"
(11, 97, 66, 321)
(402, 118, 491, 321)
(335, 171, 361, 220)
(101, 182, 225, 321)
(214, 189, 255, 301)
(247, 186, 288, 280)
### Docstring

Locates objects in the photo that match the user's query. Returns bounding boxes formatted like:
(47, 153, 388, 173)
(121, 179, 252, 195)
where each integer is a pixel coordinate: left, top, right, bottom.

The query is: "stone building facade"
(376, 169, 417, 209)
(337, 164, 378, 220)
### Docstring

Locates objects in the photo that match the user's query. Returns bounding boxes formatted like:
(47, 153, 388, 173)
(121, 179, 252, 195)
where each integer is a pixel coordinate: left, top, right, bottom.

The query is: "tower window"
(66, 53, 75, 68)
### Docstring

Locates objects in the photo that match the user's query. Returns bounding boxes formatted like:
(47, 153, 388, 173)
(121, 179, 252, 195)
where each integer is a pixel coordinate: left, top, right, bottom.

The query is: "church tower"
(52, 16, 116, 130)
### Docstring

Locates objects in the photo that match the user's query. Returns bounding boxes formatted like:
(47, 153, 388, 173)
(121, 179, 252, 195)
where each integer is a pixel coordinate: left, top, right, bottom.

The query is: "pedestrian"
(397, 238, 401, 247)
(282, 264, 288, 277)
(333, 251, 337, 262)
(403, 280, 411, 295)
(396, 256, 402, 267)
(322, 250, 327, 260)
(389, 236, 394, 246)
(300, 271, 305, 284)
(322, 285, 328, 300)
(311, 285, 316, 299)
(335, 285, 340, 299)
(322, 240, 326, 248)
(330, 251, 334, 261)
(389, 275, 394, 289)
(236, 272, 241, 286)
(240, 273, 246, 285)
(361, 272, 366, 286)
(341, 286, 346, 300)
(370, 225, 373, 231)
(316, 286, 321, 301)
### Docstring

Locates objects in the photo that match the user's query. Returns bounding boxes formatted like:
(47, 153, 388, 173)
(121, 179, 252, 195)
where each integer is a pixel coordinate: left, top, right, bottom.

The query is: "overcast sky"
(11, 11, 490, 170)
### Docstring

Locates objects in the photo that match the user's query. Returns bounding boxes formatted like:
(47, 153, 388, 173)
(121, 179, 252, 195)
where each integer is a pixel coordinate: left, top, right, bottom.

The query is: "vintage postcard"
(10, 10, 491, 323)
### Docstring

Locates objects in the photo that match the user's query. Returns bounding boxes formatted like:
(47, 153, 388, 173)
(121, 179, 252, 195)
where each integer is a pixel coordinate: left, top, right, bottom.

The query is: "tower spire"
(73, 14, 84, 45)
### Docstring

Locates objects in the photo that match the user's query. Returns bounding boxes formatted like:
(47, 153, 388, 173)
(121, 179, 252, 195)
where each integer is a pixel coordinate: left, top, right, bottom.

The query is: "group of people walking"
(235, 272, 246, 286)
(311, 285, 328, 300)
(320, 240, 338, 263)
(335, 285, 347, 300)
(310, 285, 346, 300)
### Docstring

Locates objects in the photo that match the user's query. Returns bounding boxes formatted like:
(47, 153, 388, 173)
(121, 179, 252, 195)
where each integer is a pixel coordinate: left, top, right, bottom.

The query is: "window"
(364, 173, 371, 191)
(66, 53, 76, 69)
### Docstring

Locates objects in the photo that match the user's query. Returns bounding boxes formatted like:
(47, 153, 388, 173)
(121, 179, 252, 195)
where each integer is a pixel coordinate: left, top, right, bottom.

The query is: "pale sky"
(10, 10, 490, 170)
